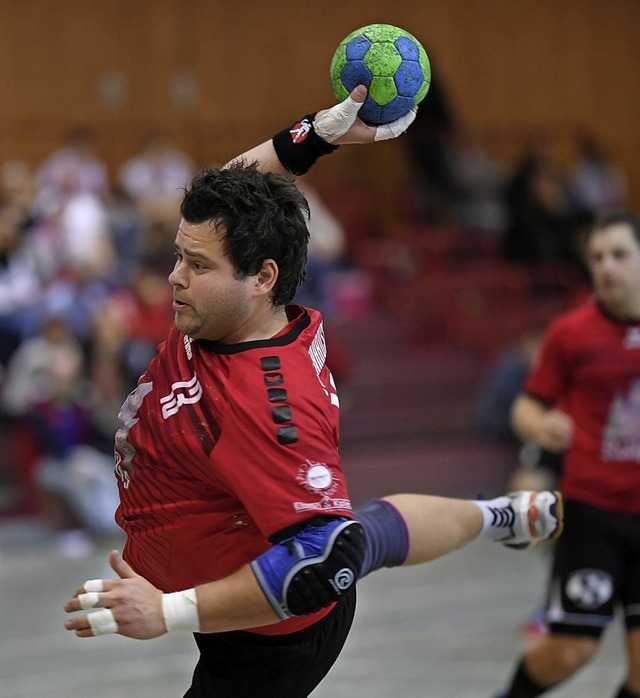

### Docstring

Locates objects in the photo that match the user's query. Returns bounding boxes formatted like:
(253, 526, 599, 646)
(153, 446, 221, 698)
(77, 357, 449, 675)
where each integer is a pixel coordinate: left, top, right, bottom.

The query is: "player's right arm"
(511, 393, 573, 453)
(227, 84, 416, 174)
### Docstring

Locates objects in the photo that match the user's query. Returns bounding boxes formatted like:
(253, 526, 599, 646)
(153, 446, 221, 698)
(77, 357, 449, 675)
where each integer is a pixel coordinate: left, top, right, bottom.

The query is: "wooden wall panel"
(0, 0, 638, 211)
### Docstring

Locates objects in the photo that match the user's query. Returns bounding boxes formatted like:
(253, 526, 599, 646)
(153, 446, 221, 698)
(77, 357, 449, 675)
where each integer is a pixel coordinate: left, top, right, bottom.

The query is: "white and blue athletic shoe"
(493, 490, 564, 550)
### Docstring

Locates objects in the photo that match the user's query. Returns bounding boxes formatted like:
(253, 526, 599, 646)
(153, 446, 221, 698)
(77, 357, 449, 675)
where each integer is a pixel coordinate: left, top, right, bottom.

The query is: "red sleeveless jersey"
(525, 298, 640, 514)
(113, 305, 353, 634)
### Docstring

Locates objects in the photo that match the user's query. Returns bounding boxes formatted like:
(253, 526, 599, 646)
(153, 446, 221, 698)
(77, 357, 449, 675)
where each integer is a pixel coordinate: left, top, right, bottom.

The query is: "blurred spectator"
(119, 134, 194, 226)
(137, 219, 178, 275)
(59, 191, 116, 279)
(473, 319, 574, 494)
(0, 159, 37, 223)
(447, 126, 508, 237)
(1, 314, 120, 555)
(1, 314, 83, 417)
(474, 326, 543, 453)
(570, 132, 627, 216)
(403, 64, 457, 223)
(0, 205, 46, 366)
(92, 262, 173, 388)
(39, 264, 113, 350)
(502, 135, 578, 264)
(104, 185, 146, 285)
(0, 314, 83, 514)
(294, 180, 348, 313)
(293, 181, 355, 392)
(35, 128, 109, 214)
(29, 192, 119, 349)
(20, 197, 64, 284)
(474, 322, 565, 493)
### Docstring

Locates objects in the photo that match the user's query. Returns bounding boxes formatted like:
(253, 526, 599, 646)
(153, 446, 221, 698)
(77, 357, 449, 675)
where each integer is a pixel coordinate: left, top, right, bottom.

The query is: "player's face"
(169, 220, 262, 342)
(587, 223, 640, 317)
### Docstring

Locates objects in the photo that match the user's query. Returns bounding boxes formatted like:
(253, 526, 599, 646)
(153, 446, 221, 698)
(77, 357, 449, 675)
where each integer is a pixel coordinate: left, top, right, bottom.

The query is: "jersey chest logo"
(160, 373, 203, 419)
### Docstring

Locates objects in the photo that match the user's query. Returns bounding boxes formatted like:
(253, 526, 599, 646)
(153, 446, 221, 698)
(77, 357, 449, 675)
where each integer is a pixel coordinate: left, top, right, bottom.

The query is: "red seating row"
(352, 224, 588, 359)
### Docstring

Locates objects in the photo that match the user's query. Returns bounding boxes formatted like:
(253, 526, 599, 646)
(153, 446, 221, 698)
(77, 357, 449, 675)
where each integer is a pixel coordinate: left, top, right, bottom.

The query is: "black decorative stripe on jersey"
(261, 356, 281, 371)
(276, 425, 298, 445)
(267, 388, 288, 403)
(264, 372, 284, 387)
(260, 354, 298, 445)
(201, 309, 311, 354)
(272, 405, 293, 424)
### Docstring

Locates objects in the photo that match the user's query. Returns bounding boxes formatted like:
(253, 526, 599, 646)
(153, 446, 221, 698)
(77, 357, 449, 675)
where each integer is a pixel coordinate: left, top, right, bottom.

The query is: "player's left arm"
(227, 84, 417, 175)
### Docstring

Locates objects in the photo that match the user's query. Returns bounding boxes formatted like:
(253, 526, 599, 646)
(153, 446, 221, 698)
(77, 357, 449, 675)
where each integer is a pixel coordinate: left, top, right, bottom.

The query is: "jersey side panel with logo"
(525, 299, 640, 514)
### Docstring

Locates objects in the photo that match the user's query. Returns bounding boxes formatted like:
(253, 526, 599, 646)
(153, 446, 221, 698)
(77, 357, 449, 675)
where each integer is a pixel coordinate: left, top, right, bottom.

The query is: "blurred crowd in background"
(0, 82, 628, 557)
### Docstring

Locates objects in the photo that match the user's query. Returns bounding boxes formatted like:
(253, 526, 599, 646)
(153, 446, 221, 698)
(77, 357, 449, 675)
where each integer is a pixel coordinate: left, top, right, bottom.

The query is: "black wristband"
(272, 113, 339, 175)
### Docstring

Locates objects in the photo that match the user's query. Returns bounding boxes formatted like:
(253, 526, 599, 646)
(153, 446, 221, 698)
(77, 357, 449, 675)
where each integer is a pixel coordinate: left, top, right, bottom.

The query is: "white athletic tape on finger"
(313, 97, 362, 143)
(162, 588, 200, 632)
(83, 579, 104, 593)
(88, 608, 118, 636)
(374, 107, 418, 142)
(78, 592, 100, 610)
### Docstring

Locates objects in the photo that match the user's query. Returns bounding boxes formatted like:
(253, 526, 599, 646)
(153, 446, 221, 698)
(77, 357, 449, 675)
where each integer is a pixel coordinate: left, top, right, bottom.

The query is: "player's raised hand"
(313, 85, 417, 145)
(64, 550, 166, 640)
(229, 85, 417, 176)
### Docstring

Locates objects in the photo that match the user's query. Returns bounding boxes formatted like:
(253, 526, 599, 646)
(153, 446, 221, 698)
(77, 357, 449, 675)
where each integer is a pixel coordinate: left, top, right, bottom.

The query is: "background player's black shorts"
(184, 585, 356, 698)
(547, 499, 640, 638)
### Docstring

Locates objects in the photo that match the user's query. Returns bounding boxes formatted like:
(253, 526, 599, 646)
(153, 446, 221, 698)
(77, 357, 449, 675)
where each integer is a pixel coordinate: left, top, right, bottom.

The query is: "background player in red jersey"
(63, 86, 562, 698)
(495, 211, 640, 698)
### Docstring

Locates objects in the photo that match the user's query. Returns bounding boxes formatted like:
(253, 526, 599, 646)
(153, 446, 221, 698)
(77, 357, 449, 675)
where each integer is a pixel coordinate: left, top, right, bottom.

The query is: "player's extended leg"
(356, 491, 563, 577)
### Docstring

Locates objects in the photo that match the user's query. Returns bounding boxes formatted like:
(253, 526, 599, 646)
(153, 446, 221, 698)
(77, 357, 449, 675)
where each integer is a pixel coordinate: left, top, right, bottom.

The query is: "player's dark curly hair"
(180, 161, 310, 306)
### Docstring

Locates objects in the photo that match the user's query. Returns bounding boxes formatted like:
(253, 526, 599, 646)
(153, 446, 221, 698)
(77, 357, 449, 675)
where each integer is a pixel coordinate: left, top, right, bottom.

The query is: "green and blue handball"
(330, 23, 431, 125)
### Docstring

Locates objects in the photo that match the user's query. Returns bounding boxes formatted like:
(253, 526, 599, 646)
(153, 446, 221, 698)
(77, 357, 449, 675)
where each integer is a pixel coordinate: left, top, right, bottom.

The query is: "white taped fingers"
(83, 579, 104, 592)
(162, 588, 200, 632)
(313, 96, 363, 143)
(87, 608, 118, 636)
(78, 592, 100, 610)
(78, 578, 105, 610)
(373, 107, 418, 141)
(81, 578, 117, 636)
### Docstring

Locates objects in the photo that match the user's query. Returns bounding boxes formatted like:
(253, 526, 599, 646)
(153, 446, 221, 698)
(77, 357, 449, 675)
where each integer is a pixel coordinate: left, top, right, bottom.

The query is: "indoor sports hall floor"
(0, 524, 625, 697)
(0, 310, 625, 697)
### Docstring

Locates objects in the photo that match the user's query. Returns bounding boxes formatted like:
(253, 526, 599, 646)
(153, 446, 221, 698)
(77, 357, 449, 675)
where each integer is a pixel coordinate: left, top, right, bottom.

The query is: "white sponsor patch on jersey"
(160, 373, 203, 419)
(297, 459, 338, 496)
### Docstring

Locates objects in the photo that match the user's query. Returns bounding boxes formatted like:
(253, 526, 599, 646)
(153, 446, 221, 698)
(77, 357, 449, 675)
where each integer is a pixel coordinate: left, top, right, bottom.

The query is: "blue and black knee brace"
(250, 517, 366, 620)
(250, 499, 409, 619)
